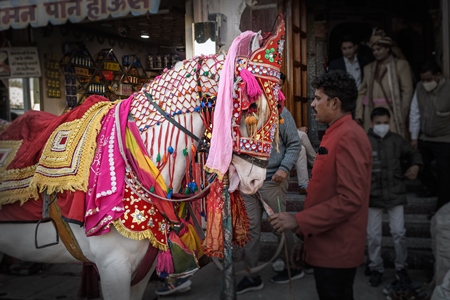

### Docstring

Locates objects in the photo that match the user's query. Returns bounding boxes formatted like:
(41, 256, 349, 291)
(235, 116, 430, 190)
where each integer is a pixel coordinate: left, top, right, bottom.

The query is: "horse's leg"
(88, 228, 150, 300)
(130, 259, 157, 300)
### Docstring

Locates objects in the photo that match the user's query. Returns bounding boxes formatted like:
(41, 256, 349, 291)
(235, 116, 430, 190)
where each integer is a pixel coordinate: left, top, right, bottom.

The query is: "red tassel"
(240, 69, 262, 103)
(278, 90, 286, 111)
(156, 249, 174, 276)
(278, 89, 286, 102)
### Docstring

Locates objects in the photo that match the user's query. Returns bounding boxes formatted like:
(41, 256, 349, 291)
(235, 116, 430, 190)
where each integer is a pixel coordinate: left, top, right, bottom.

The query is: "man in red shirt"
(270, 70, 372, 300)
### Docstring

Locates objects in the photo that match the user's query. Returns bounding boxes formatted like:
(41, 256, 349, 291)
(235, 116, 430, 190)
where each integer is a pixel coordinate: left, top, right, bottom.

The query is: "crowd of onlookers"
(161, 29, 448, 299)
(234, 29, 449, 300)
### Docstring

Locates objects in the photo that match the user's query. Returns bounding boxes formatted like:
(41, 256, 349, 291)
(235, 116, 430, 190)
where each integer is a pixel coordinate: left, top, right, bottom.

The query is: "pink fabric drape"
(204, 31, 257, 179)
(85, 96, 132, 236)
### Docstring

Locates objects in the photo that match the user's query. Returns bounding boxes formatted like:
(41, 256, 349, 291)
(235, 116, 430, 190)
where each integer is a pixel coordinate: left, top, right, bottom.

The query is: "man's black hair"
(311, 70, 358, 113)
(370, 107, 391, 121)
(339, 35, 357, 47)
(420, 61, 442, 75)
(280, 72, 286, 81)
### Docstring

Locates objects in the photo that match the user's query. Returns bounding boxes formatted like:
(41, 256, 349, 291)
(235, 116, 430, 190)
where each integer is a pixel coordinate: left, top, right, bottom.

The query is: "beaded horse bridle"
(130, 54, 223, 201)
(130, 18, 285, 200)
(231, 18, 285, 166)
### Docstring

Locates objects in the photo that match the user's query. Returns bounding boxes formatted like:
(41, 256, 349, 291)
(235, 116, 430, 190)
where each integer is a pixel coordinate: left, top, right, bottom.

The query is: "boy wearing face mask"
(409, 61, 450, 213)
(367, 107, 422, 288)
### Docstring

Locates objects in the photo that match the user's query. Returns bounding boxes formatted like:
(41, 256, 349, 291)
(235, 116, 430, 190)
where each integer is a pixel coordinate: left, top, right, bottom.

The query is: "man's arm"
(277, 109, 301, 175)
(409, 90, 420, 148)
(398, 60, 414, 120)
(355, 65, 369, 124)
(401, 134, 422, 180)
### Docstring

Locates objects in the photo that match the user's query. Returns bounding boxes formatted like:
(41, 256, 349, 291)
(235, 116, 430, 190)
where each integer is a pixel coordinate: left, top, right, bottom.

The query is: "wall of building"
(207, 0, 254, 50)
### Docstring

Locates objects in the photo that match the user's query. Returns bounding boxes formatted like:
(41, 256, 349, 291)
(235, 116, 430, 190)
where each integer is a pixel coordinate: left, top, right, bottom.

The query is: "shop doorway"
(8, 78, 40, 119)
(327, 22, 375, 69)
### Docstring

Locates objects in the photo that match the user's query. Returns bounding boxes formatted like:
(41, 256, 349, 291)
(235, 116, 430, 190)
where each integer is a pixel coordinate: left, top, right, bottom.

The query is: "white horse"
(0, 20, 286, 300)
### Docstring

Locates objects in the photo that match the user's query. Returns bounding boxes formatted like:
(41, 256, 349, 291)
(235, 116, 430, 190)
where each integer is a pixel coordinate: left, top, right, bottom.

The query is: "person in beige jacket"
(355, 30, 414, 139)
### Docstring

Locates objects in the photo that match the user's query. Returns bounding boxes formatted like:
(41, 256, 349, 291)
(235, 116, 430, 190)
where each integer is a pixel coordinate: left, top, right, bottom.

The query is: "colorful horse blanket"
(0, 95, 111, 206)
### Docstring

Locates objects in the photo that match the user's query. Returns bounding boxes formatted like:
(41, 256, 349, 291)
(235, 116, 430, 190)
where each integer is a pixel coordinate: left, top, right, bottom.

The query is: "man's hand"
(272, 169, 288, 182)
(269, 212, 299, 232)
(298, 126, 308, 133)
(290, 240, 304, 269)
(405, 165, 419, 180)
(410, 139, 418, 149)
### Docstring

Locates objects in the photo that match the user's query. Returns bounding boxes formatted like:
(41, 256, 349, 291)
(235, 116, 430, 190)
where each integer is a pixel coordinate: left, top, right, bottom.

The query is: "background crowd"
(236, 28, 449, 300)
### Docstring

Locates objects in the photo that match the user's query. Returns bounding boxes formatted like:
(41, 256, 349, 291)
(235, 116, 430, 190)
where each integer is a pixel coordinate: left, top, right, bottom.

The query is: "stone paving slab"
(0, 262, 432, 300)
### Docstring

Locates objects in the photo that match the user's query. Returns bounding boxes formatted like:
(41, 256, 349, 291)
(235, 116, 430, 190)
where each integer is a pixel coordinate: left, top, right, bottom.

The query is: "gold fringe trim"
(0, 140, 22, 174)
(30, 102, 114, 195)
(203, 165, 225, 181)
(112, 219, 168, 251)
(0, 164, 39, 206)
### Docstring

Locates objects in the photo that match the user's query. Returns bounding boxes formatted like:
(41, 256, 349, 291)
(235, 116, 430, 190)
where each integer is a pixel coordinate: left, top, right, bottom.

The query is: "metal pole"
(221, 174, 236, 300)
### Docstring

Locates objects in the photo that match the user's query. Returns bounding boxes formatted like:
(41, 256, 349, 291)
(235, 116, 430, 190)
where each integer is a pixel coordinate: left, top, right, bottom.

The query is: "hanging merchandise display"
(60, 43, 151, 106)
(44, 53, 61, 99)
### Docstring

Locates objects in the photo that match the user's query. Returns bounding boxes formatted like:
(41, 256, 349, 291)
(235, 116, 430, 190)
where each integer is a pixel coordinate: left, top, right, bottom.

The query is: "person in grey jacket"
(366, 107, 422, 288)
(409, 61, 450, 212)
(236, 100, 301, 294)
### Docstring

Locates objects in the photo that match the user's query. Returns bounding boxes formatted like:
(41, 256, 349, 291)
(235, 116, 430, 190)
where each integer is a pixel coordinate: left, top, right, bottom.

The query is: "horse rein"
(233, 152, 269, 169)
(145, 92, 209, 153)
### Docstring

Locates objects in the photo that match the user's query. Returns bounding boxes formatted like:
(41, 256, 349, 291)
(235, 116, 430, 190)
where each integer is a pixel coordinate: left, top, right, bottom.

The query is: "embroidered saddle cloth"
(0, 95, 110, 206)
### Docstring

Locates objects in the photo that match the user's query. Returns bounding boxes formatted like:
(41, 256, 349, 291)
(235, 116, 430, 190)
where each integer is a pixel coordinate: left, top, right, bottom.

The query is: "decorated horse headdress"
(205, 18, 285, 178)
(233, 19, 285, 157)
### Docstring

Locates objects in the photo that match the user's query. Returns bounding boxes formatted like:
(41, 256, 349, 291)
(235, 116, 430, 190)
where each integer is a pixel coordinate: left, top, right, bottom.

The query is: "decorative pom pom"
(279, 117, 285, 124)
(240, 68, 263, 102)
(156, 249, 174, 277)
(245, 115, 258, 125)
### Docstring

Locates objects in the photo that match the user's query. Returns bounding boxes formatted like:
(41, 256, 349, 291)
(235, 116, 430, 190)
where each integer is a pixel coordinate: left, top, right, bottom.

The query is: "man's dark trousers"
(418, 140, 450, 211)
(313, 266, 357, 300)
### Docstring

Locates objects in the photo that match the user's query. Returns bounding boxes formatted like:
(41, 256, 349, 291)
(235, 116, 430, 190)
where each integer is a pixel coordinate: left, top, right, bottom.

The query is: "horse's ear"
(251, 32, 262, 50)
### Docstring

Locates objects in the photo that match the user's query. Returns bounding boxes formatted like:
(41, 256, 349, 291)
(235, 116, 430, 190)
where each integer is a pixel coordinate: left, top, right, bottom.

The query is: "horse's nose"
(246, 177, 264, 194)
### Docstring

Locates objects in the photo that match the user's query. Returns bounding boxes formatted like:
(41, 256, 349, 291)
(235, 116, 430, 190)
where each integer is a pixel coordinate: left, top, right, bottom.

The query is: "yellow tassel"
(245, 115, 257, 125)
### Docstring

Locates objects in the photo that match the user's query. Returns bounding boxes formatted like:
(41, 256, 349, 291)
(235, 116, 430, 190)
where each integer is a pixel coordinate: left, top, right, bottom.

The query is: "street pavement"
(0, 260, 432, 300)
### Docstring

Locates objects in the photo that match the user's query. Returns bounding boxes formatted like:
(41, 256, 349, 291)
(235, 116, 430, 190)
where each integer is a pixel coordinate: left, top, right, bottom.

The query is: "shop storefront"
(0, 0, 187, 118)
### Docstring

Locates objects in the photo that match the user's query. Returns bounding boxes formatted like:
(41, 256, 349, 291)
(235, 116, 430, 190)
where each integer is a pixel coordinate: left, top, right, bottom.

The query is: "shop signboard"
(0, 0, 161, 31)
(0, 47, 41, 78)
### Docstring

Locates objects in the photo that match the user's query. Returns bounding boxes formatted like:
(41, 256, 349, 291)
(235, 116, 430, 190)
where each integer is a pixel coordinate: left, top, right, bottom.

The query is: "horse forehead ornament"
(204, 19, 286, 179)
(232, 21, 285, 158)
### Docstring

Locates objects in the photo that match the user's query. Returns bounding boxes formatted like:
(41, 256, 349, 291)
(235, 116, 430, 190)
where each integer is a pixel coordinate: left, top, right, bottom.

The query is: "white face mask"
(423, 81, 438, 92)
(373, 124, 390, 138)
